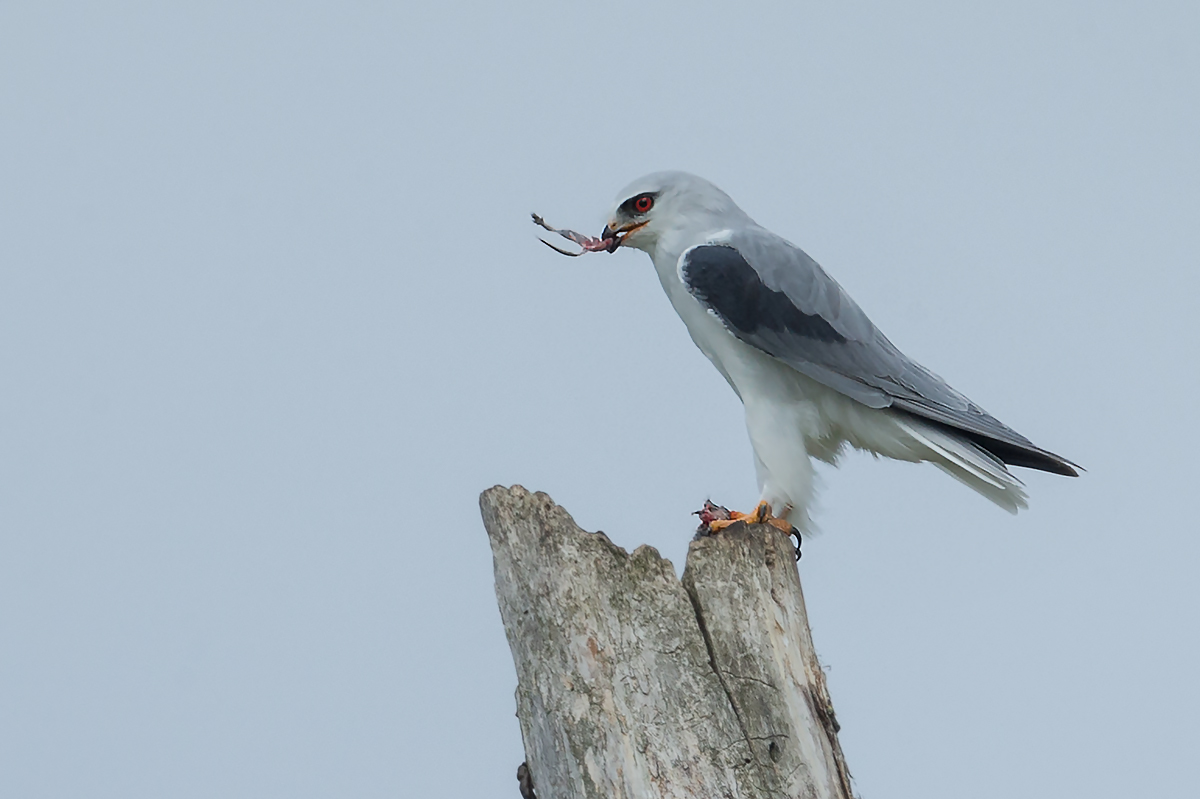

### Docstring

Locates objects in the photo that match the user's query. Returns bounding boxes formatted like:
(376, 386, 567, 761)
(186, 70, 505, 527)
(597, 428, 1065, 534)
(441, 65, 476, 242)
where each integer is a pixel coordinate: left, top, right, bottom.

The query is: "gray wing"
(679, 229, 1078, 476)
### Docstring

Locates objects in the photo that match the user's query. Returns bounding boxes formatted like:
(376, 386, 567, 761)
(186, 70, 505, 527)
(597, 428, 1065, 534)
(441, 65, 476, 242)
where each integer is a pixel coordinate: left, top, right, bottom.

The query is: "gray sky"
(2, 2, 1197, 797)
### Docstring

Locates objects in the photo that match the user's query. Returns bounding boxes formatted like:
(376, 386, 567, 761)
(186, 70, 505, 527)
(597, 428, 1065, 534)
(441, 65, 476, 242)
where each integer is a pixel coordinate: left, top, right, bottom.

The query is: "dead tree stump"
(481, 485, 853, 799)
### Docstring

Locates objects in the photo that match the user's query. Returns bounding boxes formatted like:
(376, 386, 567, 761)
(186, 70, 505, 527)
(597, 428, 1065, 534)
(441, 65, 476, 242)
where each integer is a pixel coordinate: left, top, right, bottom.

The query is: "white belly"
(653, 256, 836, 451)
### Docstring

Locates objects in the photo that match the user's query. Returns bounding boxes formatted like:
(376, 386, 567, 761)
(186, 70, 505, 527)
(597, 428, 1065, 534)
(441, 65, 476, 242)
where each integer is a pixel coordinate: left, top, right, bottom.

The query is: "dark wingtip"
(984, 441, 1082, 477)
(1035, 450, 1083, 477)
(937, 424, 1082, 477)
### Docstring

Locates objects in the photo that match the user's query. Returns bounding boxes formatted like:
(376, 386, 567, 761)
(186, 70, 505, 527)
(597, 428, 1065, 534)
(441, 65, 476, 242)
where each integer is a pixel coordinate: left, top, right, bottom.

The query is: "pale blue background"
(2, 2, 1197, 797)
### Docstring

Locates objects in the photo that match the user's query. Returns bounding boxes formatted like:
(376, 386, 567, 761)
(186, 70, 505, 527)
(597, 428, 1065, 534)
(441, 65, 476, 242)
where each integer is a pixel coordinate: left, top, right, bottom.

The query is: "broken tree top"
(480, 485, 852, 799)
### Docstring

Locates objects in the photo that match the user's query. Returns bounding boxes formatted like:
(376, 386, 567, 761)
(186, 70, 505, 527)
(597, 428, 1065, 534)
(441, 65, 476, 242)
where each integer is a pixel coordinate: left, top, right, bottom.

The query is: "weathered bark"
(481, 485, 853, 799)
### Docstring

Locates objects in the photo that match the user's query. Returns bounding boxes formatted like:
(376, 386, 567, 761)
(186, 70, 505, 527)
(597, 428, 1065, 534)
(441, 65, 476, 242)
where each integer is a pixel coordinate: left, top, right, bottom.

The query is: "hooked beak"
(600, 220, 649, 253)
(600, 225, 620, 253)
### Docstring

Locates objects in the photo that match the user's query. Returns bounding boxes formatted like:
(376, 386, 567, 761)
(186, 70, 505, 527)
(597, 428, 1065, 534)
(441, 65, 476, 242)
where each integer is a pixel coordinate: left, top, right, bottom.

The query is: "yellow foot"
(696, 500, 802, 560)
(707, 502, 795, 533)
(708, 501, 772, 532)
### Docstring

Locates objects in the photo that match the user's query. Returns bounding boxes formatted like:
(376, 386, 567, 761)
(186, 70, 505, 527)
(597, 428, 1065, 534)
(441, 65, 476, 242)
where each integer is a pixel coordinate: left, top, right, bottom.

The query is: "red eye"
(634, 194, 654, 213)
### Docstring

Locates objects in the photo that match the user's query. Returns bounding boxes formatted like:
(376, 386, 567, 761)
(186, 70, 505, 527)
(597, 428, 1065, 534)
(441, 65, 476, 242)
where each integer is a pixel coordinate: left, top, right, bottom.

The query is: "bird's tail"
(895, 417, 1029, 513)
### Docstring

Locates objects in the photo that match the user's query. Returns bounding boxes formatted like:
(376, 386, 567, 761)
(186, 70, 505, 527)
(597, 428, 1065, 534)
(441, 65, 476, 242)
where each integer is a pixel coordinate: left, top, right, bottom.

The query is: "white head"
(600, 171, 753, 255)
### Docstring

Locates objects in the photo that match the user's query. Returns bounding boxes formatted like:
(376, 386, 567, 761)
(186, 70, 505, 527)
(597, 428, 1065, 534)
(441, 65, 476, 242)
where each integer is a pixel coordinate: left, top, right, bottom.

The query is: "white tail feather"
(896, 418, 1029, 514)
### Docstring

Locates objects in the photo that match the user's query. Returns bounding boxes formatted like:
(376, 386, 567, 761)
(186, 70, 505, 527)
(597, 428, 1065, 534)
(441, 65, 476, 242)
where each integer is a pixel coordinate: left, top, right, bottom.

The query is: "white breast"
(649, 245, 796, 393)
(645, 243, 892, 466)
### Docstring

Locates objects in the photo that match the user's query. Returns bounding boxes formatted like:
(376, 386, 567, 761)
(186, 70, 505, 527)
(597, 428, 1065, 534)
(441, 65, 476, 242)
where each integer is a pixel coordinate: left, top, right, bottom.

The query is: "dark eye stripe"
(621, 192, 657, 215)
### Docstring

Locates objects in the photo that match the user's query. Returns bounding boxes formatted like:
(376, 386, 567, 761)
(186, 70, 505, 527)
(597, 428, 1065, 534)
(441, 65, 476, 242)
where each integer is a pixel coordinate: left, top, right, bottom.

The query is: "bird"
(579, 171, 1077, 535)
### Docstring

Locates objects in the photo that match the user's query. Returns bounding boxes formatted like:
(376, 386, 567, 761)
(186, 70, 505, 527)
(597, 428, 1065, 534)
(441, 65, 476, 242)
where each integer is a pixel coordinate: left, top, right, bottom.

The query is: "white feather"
(894, 417, 1028, 513)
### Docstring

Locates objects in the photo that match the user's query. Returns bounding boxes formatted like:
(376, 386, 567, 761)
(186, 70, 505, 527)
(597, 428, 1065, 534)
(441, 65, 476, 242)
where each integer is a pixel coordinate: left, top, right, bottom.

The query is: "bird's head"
(601, 171, 750, 255)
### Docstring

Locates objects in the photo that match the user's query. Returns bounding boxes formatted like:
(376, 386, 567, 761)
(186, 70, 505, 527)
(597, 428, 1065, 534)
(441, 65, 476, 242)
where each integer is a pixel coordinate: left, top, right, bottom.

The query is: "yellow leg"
(697, 500, 802, 559)
(707, 501, 771, 532)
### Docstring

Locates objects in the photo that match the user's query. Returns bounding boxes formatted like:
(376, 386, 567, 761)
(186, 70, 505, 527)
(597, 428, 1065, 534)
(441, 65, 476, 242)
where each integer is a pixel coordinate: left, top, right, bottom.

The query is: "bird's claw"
(694, 500, 802, 560)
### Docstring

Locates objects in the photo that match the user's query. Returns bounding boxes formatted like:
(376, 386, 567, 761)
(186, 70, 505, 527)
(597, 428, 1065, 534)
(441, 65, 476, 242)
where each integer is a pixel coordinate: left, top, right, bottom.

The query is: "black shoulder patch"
(681, 245, 846, 344)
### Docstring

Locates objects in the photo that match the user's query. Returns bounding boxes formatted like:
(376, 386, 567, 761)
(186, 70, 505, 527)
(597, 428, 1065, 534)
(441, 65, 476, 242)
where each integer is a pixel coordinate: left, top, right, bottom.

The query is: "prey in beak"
(600, 220, 649, 252)
(532, 213, 641, 257)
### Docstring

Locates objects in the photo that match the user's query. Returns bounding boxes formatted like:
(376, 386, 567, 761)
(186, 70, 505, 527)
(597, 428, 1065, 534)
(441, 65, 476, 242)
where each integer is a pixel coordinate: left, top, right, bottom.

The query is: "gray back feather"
(680, 227, 1077, 474)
